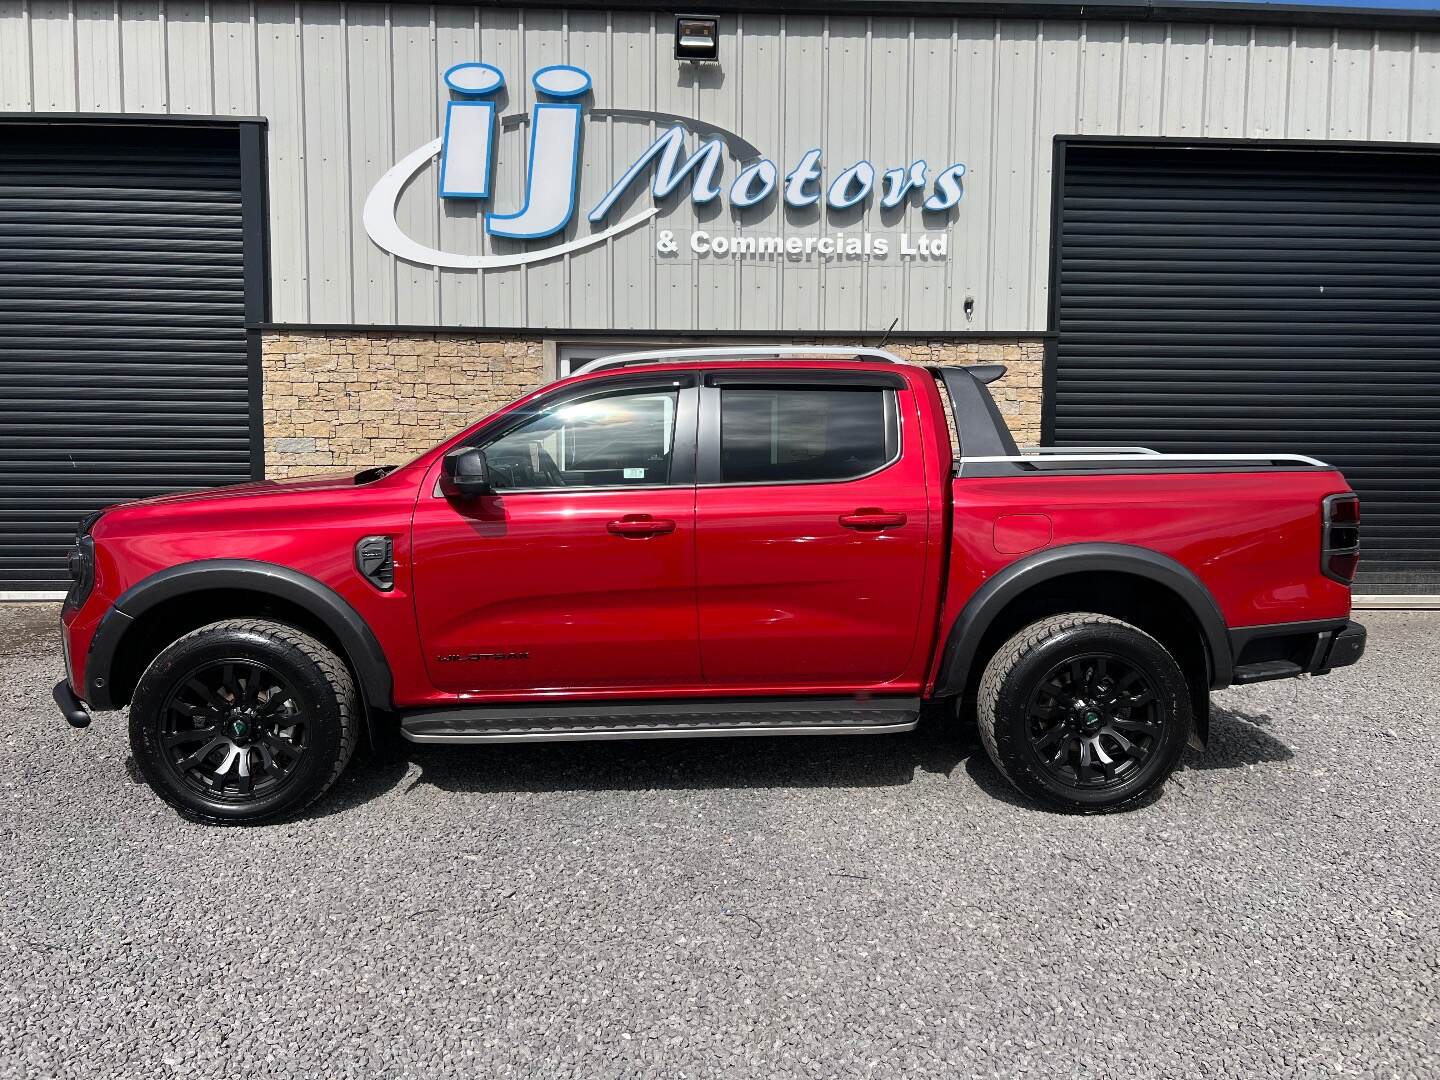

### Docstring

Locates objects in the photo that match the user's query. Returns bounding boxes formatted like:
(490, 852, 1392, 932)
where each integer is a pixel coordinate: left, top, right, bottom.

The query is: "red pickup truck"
(55, 347, 1365, 823)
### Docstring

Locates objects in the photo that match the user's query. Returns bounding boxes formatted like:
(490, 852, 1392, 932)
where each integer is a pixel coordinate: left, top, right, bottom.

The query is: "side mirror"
(441, 446, 492, 498)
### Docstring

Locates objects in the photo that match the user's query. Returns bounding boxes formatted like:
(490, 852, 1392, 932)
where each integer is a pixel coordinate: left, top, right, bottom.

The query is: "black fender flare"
(932, 543, 1233, 700)
(85, 559, 394, 713)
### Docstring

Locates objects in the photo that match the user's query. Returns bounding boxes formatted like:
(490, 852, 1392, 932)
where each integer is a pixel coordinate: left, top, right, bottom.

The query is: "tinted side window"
(482, 388, 678, 490)
(718, 387, 897, 484)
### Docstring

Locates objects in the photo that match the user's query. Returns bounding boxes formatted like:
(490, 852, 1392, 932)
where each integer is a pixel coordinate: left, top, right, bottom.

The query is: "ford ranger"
(53, 346, 1367, 823)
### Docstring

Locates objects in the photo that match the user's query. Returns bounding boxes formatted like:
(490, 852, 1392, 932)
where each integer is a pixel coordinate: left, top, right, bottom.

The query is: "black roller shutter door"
(0, 123, 256, 593)
(1051, 141, 1440, 595)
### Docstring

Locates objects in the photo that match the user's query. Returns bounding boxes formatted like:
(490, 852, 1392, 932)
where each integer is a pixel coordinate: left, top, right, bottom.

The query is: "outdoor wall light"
(675, 15, 720, 62)
(964, 296, 976, 321)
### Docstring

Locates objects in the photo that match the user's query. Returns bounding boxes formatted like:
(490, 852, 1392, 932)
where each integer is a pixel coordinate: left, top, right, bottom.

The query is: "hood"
(116, 471, 363, 510)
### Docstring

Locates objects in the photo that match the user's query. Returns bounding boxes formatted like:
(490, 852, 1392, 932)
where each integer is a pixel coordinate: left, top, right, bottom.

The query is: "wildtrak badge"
(363, 62, 967, 271)
(436, 651, 531, 663)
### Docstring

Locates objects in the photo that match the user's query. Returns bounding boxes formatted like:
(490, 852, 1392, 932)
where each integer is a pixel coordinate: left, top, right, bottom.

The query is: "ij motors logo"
(363, 62, 968, 269)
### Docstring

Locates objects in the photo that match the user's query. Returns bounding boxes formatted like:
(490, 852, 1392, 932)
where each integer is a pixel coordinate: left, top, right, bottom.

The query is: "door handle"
(838, 508, 908, 531)
(606, 514, 676, 538)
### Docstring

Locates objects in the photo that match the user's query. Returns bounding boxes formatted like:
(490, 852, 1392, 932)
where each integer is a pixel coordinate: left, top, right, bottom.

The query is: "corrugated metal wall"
(0, 122, 252, 591)
(2, 2, 1437, 332)
(1052, 141, 1440, 594)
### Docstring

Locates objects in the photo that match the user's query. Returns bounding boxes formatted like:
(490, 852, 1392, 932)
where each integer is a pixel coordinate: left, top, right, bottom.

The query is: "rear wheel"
(976, 612, 1192, 812)
(129, 619, 358, 825)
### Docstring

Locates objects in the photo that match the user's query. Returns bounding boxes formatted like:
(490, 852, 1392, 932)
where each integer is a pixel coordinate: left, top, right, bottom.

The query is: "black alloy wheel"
(129, 619, 358, 825)
(1024, 653, 1163, 790)
(158, 659, 308, 801)
(976, 612, 1192, 812)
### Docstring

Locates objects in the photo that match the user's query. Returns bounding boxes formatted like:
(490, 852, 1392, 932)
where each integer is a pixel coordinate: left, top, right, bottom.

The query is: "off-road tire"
(976, 612, 1192, 813)
(129, 619, 358, 825)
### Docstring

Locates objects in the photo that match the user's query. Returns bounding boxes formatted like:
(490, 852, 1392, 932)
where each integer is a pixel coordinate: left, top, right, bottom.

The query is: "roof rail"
(1019, 445, 1163, 456)
(959, 452, 1330, 471)
(570, 345, 908, 376)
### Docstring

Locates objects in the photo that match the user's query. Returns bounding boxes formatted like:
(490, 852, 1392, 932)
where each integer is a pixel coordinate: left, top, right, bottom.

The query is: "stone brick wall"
(883, 339, 1044, 448)
(262, 332, 546, 477)
(260, 331, 1045, 477)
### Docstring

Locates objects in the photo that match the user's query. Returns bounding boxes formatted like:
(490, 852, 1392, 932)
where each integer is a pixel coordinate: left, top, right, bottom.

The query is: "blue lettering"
(880, 161, 927, 209)
(730, 159, 777, 208)
(439, 63, 504, 199)
(486, 101, 584, 239)
(923, 164, 966, 212)
(827, 161, 875, 210)
(588, 125, 726, 223)
(784, 149, 823, 208)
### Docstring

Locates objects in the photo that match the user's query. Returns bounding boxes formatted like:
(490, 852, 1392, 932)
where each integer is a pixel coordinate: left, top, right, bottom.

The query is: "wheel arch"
(85, 560, 394, 718)
(933, 544, 1231, 744)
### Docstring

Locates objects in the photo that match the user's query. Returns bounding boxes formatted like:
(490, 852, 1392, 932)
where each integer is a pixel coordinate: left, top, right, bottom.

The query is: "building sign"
(363, 63, 966, 270)
(672, 230, 949, 260)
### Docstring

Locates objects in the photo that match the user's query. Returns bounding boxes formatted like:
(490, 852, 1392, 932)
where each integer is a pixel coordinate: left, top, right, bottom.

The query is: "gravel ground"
(1, 603, 1436, 1080)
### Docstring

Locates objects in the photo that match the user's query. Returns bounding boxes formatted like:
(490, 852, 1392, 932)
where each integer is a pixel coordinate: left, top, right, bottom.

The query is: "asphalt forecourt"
(3, 604, 1435, 1079)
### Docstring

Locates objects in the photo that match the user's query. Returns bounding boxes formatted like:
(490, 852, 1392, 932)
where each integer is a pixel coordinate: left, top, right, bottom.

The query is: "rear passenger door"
(693, 371, 931, 689)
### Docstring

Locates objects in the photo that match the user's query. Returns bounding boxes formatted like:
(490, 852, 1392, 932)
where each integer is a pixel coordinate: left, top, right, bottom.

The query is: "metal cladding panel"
(1052, 142, 1440, 594)
(0, 124, 251, 591)
(3, 3, 1440, 331)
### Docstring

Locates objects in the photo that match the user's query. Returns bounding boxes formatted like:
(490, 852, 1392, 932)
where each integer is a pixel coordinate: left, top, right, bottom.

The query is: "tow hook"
(52, 681, 92, 729)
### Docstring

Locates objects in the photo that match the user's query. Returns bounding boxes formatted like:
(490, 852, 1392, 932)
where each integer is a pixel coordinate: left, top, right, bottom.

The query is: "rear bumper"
(1322, 621, 1367, 671)
(1228, 618, 1366, 685)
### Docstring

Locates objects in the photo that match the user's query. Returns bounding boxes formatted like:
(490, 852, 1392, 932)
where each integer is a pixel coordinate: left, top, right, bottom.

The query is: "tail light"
(1321, 493, 1360, 584)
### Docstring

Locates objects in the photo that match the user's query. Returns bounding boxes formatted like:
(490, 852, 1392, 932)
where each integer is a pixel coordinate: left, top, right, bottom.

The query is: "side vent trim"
(355, 535, 395, 592)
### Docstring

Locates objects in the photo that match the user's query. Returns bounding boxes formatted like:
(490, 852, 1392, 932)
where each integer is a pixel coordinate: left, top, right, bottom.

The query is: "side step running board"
(1231, 659, 1305, 684)
(400, 697, 921, 744)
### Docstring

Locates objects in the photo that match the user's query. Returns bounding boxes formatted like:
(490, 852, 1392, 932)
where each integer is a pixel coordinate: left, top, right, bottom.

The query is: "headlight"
(77, 509, 105, 537)
(63, 535, 96, 612)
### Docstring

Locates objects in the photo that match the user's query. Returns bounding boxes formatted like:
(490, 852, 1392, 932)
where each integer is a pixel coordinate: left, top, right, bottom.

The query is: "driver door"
(411, 375, 700, 696)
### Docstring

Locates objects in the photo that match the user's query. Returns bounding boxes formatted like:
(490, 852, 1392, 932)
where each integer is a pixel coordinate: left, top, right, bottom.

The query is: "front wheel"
(129, 619, 359, 825)
(976, 613, 1192, 813)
